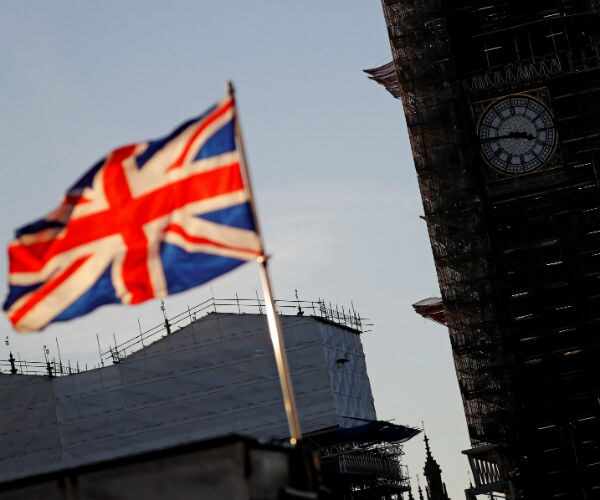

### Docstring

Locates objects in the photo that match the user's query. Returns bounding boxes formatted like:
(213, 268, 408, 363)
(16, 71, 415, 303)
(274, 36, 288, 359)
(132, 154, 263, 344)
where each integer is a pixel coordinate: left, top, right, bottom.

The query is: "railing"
(338, 452, 405, 481)
(463, 444, 515, 499)
(0, 355, 87, 377)
(103, 296, 370, 365)
(0, 296, 369, 377)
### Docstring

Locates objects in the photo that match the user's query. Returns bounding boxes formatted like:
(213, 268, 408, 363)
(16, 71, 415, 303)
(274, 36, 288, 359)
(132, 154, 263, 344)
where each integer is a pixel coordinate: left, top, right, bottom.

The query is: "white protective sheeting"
(0, 313, 376, 483)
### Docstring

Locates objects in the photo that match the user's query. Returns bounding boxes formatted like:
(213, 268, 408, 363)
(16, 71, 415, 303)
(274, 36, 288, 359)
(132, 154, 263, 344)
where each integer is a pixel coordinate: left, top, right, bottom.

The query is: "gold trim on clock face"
(477, 94, 557, 175)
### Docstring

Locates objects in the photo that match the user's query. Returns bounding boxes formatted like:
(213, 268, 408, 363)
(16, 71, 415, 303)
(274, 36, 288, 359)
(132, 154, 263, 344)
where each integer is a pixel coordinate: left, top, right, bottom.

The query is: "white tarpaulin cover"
(0, 313, 376, 483)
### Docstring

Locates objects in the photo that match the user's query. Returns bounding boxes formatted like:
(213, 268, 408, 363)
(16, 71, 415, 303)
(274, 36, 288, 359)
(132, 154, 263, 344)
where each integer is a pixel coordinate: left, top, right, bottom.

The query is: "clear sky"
(0, 2, 471, 496)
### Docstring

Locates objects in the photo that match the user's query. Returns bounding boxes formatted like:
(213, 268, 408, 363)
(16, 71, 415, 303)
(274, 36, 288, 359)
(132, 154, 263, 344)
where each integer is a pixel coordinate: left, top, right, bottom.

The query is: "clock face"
(478, 95, 557, 174)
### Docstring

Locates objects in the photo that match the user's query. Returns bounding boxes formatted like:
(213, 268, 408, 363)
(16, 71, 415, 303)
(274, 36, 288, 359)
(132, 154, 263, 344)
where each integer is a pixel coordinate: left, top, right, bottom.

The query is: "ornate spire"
(423, 433, 442, 477)
(424, 433, 433, 460)
(422, 433, 450, 500)
(417, 480, 425, 500)
(406, 467, 416, 500)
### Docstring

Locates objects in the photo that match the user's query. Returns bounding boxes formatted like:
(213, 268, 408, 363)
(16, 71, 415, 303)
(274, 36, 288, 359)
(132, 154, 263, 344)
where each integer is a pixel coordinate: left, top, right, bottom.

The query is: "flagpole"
(227, 82, 303, 444)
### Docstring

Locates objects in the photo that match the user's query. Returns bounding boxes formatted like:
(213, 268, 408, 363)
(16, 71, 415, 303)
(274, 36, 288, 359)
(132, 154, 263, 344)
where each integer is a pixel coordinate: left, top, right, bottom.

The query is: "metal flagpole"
(227, 81, 303, 444)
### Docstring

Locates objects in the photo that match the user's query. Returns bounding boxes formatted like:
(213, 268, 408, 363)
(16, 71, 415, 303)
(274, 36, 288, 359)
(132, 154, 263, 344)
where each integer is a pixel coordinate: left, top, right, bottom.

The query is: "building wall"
(0, 437, 305, 500)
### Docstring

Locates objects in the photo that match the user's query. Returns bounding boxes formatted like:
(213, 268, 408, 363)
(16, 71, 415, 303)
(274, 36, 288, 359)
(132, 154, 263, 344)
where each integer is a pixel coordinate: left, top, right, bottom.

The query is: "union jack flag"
(4, 95, 263, 332)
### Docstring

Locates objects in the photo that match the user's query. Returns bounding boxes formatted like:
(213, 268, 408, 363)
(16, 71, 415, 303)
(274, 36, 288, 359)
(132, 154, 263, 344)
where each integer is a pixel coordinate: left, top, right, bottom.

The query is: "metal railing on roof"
(0, 354, 87, 377)
(0, 296, 369, 377)
(102, 296, 371, 365)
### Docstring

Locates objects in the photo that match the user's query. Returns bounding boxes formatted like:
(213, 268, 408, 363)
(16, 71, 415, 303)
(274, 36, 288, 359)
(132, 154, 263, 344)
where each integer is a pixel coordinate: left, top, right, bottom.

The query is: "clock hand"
(480, 131, 536, 142)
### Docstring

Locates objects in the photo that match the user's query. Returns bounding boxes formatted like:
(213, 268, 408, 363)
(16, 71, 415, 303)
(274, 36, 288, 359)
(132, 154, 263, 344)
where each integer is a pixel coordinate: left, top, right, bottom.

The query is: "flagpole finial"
(227, 81, 235, 97)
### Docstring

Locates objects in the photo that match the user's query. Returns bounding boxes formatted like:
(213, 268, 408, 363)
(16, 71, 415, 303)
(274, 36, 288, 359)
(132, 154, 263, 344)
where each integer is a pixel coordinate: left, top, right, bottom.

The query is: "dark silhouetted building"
(368, 1, 600, 498)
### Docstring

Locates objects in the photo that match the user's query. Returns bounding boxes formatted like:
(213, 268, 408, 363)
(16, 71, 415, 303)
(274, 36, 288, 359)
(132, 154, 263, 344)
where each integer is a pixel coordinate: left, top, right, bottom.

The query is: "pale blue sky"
(0, 2, 470, 496)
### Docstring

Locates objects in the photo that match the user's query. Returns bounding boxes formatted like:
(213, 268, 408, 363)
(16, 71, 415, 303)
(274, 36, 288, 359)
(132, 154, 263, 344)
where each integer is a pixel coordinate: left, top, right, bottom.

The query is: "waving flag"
(4, 95, 263, 332)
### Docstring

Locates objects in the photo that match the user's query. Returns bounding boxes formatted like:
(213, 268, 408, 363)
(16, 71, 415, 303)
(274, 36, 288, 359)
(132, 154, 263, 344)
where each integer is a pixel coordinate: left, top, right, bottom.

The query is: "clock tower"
(370, 1, 600, 498)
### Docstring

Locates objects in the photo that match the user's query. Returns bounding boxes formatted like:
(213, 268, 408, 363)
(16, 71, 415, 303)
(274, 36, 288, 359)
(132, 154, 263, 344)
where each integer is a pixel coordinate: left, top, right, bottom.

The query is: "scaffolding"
(0, 303, 420, 500)
(380, 0, 515, 455)
(310, 421, 419, 499)
(376, 1, 600, 498)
